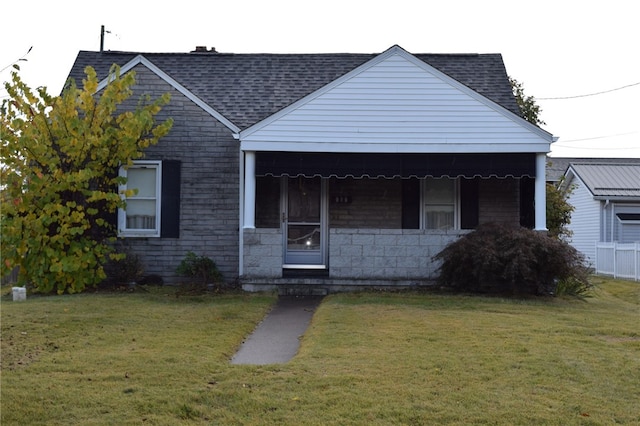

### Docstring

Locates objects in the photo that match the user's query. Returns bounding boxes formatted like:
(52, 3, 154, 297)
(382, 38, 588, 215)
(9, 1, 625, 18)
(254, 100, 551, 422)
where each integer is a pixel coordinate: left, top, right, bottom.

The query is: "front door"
(283, 177, 327, 268)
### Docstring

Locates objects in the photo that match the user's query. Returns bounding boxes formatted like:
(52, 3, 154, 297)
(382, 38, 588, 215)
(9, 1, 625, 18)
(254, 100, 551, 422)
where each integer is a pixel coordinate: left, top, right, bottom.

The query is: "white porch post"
(244, 151, 256, 229)
(534, 153, 548, 231)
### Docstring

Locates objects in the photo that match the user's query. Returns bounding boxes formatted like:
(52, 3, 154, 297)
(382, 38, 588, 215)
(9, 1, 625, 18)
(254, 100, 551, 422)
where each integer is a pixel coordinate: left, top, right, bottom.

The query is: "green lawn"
(1, 278, 638, 425)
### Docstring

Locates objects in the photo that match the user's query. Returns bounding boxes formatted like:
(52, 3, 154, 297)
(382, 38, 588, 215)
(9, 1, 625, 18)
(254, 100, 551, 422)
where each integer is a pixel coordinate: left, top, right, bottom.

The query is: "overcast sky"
(2, 0, 639, 158)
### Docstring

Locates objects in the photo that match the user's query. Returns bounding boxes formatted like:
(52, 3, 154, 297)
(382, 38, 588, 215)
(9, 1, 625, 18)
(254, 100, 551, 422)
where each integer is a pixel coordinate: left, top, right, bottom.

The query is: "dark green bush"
(175, 251, 221, 292)
(103, 250, 144, 286)
(433, 223, 591, 296)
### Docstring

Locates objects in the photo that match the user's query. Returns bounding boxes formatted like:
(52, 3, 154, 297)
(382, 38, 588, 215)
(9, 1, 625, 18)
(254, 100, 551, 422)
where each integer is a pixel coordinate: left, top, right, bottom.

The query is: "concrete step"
(278, 286, 329, 296)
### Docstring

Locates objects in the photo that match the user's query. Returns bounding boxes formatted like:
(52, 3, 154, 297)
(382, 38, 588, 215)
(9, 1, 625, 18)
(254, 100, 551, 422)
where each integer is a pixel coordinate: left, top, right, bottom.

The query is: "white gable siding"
(240, 51, 551, 153)
(566, 177, 601, 264)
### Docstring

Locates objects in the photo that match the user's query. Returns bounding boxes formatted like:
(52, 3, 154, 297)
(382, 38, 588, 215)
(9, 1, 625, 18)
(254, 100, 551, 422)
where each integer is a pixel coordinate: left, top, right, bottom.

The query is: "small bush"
(103, 250, 144, 287)
(176, 251, 221, 293)
(555, 275, 594, 297)
(433, 223, 591, 296)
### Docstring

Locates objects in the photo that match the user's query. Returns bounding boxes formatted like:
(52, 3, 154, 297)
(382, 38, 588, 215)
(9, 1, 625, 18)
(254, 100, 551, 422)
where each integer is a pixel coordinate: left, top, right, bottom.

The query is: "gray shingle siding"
(478, 178, 520, 226)
(120, 65, 239, 283)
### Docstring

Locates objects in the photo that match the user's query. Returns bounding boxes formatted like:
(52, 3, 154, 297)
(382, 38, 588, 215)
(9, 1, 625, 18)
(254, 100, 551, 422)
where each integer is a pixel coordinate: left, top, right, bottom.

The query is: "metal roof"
(547, 157, 640, 182)
(567, 163, 640, 198)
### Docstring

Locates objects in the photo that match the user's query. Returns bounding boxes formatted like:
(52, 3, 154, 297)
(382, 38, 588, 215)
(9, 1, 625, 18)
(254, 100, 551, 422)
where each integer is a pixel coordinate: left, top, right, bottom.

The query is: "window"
(118, 160, 181, 238)
(119, 161, 162, 237)
(117, 159, 180, 238)
(423, 178, 457, 230)
(616, 213, 640, 224)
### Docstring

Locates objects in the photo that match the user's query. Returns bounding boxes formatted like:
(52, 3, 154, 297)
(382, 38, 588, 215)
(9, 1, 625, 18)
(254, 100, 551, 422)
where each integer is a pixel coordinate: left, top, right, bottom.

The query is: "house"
(546, 157, 640, 184)
(559, 162, 640, 263)
(66, 45, 554, 292)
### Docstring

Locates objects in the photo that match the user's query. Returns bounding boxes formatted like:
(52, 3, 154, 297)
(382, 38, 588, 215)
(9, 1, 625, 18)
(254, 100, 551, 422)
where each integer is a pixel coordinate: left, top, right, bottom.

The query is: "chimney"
(192, 46, 217, 53)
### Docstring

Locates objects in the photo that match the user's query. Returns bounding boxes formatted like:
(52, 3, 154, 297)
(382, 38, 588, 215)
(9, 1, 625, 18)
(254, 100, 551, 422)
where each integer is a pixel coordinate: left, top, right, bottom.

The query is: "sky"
(2, 0, 639, 158)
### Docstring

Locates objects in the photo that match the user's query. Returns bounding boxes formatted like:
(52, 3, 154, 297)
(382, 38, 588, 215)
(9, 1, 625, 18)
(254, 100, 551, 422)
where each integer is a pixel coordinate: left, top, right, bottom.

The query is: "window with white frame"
(119, 161, 162, 237)
(423, 178, 457, 230)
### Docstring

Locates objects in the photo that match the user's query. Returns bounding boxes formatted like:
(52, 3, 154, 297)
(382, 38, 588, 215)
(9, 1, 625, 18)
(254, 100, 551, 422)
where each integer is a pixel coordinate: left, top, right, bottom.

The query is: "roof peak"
(81, 49, 487, 57)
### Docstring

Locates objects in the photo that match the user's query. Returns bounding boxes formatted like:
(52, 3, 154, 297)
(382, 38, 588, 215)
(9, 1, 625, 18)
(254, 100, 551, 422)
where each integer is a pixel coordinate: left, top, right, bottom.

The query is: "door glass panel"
(288, 177, 320, 222)
(287, 225, 321, 250)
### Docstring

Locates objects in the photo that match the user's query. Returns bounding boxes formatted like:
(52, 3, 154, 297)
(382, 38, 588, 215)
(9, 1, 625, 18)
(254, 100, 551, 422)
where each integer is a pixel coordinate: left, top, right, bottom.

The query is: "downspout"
(611, 202, 615, 242)
(603, 199, 610, 242)
(236, 134, 244, 276)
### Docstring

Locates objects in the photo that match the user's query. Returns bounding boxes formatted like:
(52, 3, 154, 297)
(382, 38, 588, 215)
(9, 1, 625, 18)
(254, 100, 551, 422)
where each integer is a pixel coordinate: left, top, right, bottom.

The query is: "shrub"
(102, 249, 144, 289)
(554, 274, 594, 297)
(175, 251, 221, 292)
(433, 223, 591, 296)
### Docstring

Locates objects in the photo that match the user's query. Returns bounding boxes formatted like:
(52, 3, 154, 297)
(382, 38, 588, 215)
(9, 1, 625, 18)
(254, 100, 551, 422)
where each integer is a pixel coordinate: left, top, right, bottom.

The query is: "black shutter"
(460, 178, 479, 229)
(161, 160, 181, 238)
(401, 178, 420, 229)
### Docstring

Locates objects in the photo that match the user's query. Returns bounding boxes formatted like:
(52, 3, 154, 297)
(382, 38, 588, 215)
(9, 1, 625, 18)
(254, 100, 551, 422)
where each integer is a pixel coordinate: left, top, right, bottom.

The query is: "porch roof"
(256, 152, 536, 179)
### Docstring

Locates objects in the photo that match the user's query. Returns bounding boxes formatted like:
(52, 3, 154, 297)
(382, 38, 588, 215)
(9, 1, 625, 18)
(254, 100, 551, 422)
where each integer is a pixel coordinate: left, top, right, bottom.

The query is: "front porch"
(240, 167, 542, 291)
(242, 227, 467, 286)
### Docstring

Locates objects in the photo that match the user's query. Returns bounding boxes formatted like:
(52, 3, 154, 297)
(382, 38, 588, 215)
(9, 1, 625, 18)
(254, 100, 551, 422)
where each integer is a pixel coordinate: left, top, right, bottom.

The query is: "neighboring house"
(560, 162, 640, 263)
(66, 45, 554, 291)
(546, 157, 640, 184)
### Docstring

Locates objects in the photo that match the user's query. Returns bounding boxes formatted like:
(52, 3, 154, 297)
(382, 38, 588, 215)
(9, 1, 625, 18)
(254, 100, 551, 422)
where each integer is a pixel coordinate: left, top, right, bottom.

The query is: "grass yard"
(1, 278, 638, 425)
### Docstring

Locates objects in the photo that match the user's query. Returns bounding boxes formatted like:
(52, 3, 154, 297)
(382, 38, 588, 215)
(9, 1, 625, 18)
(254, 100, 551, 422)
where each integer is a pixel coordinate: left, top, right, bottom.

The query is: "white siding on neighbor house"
(566, 176, 601, 264)
(240, 49, 551, 153)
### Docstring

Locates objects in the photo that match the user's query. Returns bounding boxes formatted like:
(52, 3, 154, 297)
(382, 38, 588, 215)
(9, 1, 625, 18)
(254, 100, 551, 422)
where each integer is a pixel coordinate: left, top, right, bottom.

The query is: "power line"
(539, 81, 640, 100)
(555, 131, 638, 143)
(0, 46, 33, 73)
(552, 144, 639, 151)
(552, 131, 639, 150)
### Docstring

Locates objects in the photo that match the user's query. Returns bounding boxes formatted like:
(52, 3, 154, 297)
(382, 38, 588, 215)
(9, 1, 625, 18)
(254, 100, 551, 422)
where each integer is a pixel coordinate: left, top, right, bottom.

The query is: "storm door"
(283, 177, 327, 268)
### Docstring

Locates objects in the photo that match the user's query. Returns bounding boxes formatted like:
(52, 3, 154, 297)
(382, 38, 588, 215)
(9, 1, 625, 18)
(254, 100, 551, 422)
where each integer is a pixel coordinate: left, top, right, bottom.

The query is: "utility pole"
(100, 25, 105, 52)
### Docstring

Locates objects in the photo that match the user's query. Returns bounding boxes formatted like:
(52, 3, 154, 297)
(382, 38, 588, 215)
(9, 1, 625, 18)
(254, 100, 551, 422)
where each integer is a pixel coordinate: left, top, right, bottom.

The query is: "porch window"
(423, 178, 456, 230)
(119, 161, 161, 237)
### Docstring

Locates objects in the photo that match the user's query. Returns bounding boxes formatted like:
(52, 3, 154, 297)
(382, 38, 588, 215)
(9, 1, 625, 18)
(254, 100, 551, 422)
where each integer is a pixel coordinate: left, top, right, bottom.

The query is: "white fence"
(595, 242, 640, 281)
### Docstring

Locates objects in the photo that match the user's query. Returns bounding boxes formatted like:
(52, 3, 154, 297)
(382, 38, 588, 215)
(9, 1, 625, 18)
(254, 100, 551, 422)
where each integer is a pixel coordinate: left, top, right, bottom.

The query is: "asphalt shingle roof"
(66, 48, 522, 130)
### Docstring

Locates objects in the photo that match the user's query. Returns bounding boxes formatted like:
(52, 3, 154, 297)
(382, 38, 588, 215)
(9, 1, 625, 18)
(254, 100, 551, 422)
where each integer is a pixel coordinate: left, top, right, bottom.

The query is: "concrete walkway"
(230, 296, 324, 365)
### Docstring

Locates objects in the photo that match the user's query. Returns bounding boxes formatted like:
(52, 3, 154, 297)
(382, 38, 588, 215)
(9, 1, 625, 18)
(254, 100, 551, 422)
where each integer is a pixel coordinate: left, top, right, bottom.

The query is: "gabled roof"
(67, 46, 522, 131)
(563, 163, 640, 199)
(239, 46, 552, 153)
(547, 157, 640, 183)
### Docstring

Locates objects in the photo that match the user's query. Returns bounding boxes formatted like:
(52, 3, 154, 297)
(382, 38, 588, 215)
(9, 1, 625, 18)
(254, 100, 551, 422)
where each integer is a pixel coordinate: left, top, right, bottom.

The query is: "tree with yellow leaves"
(1, 65, 172, 293)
